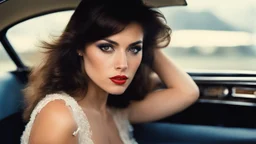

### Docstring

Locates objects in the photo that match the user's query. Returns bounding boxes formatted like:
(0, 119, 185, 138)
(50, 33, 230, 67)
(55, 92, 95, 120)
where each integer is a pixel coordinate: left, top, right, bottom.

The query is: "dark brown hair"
(23, 0, 171, 121)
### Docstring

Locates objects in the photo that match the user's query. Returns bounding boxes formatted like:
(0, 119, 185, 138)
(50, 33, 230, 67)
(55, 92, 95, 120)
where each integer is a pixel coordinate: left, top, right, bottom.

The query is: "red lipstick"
(110, 75, 128, 85)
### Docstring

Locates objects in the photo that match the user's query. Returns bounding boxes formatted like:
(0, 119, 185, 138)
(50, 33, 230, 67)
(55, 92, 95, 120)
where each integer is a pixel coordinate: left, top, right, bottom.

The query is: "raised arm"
(128, 49, 199, 123)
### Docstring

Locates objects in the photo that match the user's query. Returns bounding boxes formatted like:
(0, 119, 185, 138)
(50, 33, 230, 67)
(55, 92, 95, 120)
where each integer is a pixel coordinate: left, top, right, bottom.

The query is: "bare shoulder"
(29, 99, 78, 144)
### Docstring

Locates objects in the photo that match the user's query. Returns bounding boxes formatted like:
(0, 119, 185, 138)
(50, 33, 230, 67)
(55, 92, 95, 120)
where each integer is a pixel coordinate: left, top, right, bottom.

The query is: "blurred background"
(1, 0, 255, 72)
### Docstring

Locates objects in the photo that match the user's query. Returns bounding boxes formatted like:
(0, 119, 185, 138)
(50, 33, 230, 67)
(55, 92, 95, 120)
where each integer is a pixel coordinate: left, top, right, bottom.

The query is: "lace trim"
(20, 92, 137, 144)
(110, 108, 138, 144)
(73, 127, 80, 136)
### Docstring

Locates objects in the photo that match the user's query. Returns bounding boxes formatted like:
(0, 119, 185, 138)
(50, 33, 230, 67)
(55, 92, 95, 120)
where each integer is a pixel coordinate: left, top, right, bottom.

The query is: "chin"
(108, 91, 126, 95)
(107, 87, 127, 95)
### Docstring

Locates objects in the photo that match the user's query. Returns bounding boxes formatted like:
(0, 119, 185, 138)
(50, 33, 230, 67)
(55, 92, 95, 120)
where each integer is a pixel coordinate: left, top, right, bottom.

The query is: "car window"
(159, 0, 256, 72)
(0, 42, 16, 72)
(6, 0, 256, 72)
(6, 10, 73, 67)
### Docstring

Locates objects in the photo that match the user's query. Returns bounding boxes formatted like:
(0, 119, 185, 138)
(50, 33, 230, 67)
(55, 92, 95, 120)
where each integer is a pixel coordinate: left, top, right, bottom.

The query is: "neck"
(78, 80, 109, 113)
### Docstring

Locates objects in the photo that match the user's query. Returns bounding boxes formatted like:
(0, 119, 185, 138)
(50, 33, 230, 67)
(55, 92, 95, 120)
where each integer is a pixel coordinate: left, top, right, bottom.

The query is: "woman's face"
(81, 23, 143, 95)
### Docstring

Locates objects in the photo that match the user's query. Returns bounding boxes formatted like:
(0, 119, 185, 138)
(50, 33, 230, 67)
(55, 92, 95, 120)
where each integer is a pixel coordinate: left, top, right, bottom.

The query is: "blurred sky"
(186, 0, 256, 31)
(6, 0, 256, 53)
(2, 0, 256, 72)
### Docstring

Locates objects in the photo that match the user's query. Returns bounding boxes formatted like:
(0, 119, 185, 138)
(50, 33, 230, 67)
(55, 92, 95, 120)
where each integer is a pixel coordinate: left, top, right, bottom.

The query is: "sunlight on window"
(7, 11, 73, 67)
(4, 1, 256, 72)
(170, 30, 253, 48)
(159, 0, 256, 72)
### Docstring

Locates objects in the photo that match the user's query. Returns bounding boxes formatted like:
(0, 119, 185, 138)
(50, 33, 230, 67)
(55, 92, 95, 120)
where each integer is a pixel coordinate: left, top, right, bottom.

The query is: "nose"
(115, 51, 128, 71)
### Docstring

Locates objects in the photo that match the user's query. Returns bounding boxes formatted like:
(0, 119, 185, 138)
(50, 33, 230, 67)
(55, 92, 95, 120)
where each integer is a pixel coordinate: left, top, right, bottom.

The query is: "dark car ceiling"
(0, 0, 187, 32)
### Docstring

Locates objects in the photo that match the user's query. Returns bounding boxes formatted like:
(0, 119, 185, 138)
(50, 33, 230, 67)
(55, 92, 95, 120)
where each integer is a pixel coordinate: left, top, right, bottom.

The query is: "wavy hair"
(23, 0, 171, 121)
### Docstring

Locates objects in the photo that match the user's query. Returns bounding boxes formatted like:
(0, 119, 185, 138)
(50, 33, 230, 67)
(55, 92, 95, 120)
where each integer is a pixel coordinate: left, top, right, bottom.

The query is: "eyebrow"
(103, 38, 143, 47)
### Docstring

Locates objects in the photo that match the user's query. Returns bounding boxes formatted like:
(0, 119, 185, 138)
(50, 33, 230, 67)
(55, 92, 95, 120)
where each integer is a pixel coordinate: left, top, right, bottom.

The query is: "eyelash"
(97, 44, 114, 52)
(97, 43, 142, 54)
(129, 46, 142, 54)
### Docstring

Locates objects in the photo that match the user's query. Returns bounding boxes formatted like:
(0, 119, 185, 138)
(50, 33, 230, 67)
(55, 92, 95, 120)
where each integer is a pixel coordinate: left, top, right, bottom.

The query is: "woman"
(21, 0, 199, 143)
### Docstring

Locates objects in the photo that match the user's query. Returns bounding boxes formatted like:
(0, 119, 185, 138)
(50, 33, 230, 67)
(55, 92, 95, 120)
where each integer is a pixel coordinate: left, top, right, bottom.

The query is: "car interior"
(0, 0, 256, 144)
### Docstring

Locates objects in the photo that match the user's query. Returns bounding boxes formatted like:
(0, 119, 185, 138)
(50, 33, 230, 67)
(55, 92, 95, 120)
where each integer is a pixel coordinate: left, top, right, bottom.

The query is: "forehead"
(106, 23, 143, 43)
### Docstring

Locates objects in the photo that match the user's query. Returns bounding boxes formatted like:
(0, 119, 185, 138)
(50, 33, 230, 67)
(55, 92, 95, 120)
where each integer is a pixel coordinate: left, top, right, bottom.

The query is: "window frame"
(0, 9, 74, 71)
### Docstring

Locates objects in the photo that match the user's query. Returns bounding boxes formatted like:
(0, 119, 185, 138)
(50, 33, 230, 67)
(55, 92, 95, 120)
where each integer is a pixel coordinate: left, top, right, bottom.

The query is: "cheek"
(83, 49, 109, 74)
(129, 54, 142, 73)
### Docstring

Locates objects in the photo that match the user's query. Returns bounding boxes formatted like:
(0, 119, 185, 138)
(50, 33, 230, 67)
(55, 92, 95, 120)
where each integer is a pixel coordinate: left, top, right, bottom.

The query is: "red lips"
(110, 75, 128, 85)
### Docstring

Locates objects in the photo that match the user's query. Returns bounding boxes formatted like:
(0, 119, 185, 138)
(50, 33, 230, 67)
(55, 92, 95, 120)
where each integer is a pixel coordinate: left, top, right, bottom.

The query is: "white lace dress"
(20, 93, 138, 144)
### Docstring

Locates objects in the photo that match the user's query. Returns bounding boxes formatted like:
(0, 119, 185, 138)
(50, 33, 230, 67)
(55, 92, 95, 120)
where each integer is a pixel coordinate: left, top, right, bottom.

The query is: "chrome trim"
(0, 0, 7, 4)
(187, 69, 256, 75)
(202, 86, 229, 98)
(232, 87, 256, 99)
(198, 99, 256, 107)
(193, 76, 256, 82)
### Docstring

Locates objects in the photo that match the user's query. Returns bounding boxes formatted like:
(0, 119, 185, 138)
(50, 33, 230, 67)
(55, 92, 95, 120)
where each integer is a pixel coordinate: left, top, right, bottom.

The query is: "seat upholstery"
(1, 72, 256, 144)
(133, 122, 256, 144)
(0, 72, 25, 120)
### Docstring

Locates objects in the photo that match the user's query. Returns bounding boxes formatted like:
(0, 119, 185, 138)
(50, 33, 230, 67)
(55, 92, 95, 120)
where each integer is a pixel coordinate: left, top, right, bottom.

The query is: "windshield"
(6, 0, 256, 72)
